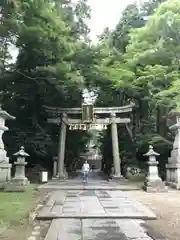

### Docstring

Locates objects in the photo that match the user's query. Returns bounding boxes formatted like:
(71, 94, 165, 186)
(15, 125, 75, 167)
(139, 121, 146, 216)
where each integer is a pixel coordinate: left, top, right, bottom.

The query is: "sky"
(87, 0, 135, 41)
(10, 0, 135, 61)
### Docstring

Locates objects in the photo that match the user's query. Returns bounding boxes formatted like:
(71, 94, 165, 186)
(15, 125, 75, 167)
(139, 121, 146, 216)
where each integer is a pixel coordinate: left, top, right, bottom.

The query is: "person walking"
(81, 160, 90, 183)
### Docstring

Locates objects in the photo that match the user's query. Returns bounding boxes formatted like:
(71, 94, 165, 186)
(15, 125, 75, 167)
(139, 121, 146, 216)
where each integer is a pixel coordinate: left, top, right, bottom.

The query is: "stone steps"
(37, 212, 156, 221)
(39, 185, 140, 191)
(44, 219, 157, 240)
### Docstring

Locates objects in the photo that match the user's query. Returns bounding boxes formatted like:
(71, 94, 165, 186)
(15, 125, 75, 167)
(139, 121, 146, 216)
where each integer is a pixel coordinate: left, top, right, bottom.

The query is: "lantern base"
(143, 178, 168, 192)
(12, 177, 29, 185)
(4, 178, 29, 192)
(112, 174, 124, 180)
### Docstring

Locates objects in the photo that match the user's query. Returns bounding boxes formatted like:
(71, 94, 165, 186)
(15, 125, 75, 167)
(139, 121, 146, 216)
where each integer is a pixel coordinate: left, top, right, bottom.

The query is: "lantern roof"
(13, 146, 29, 157)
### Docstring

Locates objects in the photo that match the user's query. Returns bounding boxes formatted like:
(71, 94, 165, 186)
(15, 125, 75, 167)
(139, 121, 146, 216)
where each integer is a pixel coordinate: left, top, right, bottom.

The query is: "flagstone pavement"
(38, 179, 167, 240)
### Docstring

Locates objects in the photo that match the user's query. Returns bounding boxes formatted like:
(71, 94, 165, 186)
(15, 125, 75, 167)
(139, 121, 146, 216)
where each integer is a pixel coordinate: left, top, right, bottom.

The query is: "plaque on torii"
(45, 105, 132, 131)
(69, 103, 108, 130)
(44, 89, 133, 130)
(82, 103, 94, 123)
(80, 89, 97, 130)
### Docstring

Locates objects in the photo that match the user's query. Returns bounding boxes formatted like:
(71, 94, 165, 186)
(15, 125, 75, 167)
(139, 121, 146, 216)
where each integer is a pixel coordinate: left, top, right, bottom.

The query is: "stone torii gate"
(44, 104, 133, 179)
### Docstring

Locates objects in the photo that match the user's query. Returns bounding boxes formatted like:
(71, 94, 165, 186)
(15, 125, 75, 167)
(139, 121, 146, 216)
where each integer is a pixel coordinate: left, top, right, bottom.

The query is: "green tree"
(112, 4, 145, 53)
(93, 0, 177, 174)
(1, 0, 91, 171)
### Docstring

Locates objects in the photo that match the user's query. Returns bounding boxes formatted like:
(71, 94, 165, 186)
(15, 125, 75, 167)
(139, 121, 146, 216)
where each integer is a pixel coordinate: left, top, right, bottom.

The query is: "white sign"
(41, 172, 48, 183)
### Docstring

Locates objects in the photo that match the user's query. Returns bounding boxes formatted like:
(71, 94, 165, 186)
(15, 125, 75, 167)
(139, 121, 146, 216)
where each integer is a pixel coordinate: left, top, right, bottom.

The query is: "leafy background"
(0, 0, 178, 179)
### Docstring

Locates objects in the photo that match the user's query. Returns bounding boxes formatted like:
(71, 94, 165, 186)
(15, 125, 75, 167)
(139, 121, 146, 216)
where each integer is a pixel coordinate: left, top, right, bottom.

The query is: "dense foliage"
(0, 0, 179, 176)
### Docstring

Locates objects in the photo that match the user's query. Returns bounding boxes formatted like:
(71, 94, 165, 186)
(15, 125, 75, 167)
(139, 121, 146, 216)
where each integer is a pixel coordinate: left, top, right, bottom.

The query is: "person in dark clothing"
(106, 163, 112, 181)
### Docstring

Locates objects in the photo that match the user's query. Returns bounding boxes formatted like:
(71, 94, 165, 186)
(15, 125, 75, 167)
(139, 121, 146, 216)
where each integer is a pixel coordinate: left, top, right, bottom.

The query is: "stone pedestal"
(0, 107, 15, 188)
(166, 121, 180, 189)
(13, 161, 29, 184)
(4, 146, 29, 192)
(0, 146, 12, 188)
(144, 145, 167, 192)
(0, 163, 12, 188)
(112, 175, 124, 180)
(4, 162, 29, 192)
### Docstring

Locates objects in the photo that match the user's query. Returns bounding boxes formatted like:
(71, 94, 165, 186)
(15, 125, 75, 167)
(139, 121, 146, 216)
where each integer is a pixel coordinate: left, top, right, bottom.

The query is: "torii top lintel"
(44, 104, 134, 116)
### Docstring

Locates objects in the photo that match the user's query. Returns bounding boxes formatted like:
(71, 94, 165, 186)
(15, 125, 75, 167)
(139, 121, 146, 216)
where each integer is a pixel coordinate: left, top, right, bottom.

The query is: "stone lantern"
(0, 105, 15, 188)
(12, 146, 29, 185)
(166, 111, 180, 189)
(143, 145, 167, 192)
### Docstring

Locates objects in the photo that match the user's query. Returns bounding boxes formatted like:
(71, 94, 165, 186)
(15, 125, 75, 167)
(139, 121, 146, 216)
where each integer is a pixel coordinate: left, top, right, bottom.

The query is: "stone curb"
(38, 186, 140, 191)
(29, 204, 44, 224)
(27, 225, 41, 240)
(37, 214, 156, 221)
(29, 192, 50, 224)
(27, 193, 50, 240)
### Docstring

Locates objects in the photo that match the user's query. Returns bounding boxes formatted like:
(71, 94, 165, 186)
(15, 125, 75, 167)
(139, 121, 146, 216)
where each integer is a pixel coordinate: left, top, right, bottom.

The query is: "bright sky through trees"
(87, 0, 135, 40)
(10, 0, 135, 60)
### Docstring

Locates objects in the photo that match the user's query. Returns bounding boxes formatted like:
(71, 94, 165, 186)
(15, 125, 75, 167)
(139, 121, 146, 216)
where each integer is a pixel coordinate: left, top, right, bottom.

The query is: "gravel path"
(125, 189, 180, 240)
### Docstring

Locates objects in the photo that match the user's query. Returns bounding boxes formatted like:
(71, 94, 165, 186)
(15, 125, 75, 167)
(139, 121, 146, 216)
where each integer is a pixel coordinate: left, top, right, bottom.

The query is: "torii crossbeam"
(44, 103, 134, 179)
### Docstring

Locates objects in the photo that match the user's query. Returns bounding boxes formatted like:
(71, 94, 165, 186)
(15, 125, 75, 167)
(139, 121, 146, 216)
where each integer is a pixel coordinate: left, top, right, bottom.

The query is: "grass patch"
(0, 184, 39, 227)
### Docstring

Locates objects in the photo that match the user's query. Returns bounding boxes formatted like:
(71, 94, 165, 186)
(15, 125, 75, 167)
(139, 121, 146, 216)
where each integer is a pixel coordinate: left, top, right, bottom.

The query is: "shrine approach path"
(37, 178, 166, 240)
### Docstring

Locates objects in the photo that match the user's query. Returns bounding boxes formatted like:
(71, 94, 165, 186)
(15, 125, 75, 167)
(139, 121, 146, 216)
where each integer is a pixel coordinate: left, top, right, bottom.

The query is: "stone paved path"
(38, 190, 156, 220)
(38, 179, 140, 191)
(38, 180, 166, 240)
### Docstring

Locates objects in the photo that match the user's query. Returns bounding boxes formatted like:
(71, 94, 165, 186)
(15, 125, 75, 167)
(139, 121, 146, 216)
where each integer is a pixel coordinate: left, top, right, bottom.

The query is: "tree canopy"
(0, 0, 179, 176)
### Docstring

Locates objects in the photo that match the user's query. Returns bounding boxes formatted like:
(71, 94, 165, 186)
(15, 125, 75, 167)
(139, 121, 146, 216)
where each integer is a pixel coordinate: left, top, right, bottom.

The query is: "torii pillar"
(57, 113, 67, 178)
(110, 112, 122, 178)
